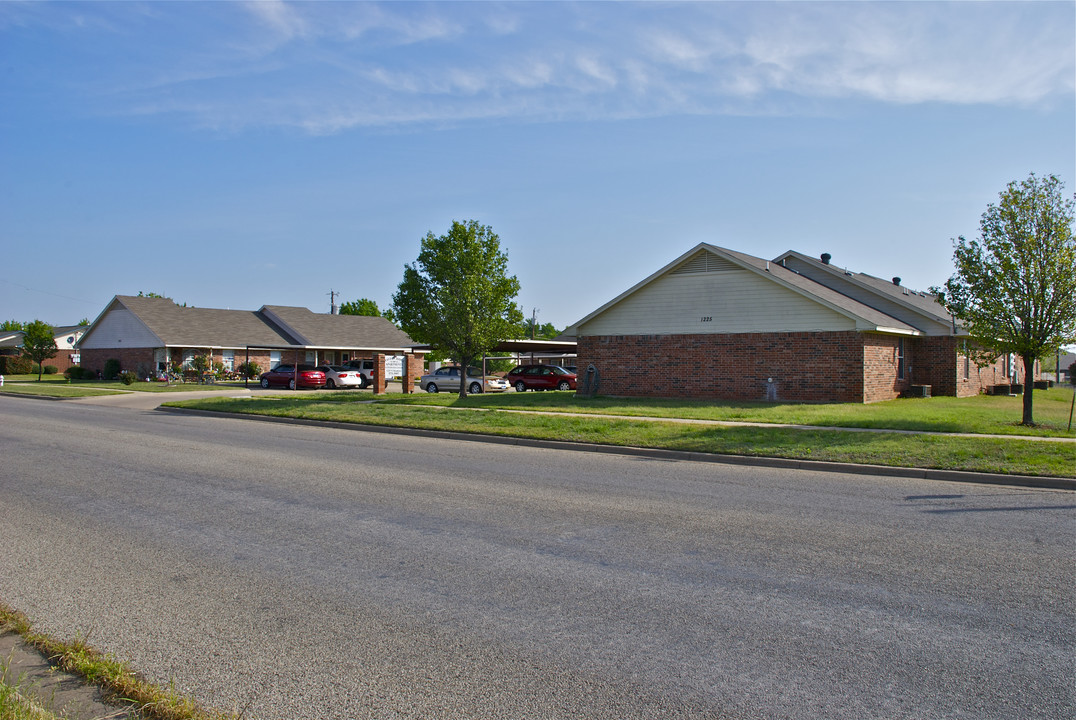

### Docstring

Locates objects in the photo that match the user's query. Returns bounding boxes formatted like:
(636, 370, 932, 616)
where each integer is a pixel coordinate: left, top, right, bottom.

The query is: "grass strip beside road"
(377, 388, 1076, 437)
(0, 383, 124, 398)
(166, 395, 1076, 478)
(0, 601, 237, 720)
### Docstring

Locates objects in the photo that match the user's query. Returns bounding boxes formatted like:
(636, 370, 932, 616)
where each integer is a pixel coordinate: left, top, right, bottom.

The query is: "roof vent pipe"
(820, 253, 831, 265)
(892, 277, 901, 286)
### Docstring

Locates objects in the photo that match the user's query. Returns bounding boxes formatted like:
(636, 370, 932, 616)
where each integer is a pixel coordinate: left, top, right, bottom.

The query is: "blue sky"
(2, 1, 1073, 332)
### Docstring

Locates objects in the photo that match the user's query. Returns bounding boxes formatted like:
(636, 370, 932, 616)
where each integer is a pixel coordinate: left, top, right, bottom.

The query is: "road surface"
(1, 395, 1072, 719)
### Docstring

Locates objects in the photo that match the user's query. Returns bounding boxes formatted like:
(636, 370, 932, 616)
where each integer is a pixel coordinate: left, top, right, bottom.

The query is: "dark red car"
(259, 364, 326, 390)
(506, 364, 577, 392)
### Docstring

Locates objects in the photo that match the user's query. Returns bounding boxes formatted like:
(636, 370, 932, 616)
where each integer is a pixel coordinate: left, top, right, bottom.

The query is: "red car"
(259, 364, 326, 390)
(506, 364, 577, 392)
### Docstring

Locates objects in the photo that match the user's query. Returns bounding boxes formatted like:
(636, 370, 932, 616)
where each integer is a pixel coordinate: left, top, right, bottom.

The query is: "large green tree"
(392, 220, 523, 398)
(935, 173, 1076, 425)
(21, 320, 58, 381)
(1, 320, 23, 332)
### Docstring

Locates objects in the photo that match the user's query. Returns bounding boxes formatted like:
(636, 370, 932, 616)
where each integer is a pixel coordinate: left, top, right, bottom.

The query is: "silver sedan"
(420, 366, 509, 394)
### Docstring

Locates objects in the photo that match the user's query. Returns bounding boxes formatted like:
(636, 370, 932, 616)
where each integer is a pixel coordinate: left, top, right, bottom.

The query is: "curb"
(155, 406, 1076, 492)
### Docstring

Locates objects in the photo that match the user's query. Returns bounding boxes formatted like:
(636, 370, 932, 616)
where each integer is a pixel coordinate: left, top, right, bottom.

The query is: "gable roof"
(78, 295, 418, 352)
(81, 296, 293, 348)
(773, 250, 957, 332)
(259, 305, 417, 351)
(0, 331, 24, 349)
(568, 243, 921, 336)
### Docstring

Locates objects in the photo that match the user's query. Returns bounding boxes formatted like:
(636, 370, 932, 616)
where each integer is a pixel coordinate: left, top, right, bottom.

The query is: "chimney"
(892, 277, 901, 286)
(820, 253, 831, 265)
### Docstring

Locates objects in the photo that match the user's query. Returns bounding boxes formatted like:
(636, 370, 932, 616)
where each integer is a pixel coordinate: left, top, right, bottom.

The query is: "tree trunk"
(1021, 353, 1036, 425)
(457, 354, 472, 400)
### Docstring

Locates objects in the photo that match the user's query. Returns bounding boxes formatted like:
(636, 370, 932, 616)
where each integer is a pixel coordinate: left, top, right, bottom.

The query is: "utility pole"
(328, 289, 339, 315)
(531, 307, 539, 340)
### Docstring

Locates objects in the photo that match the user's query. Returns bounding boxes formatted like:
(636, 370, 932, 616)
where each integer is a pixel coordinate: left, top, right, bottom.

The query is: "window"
(270, 351, 281, 368)
(222, 349, 235, 371)
(962, 342, 970, 380)
(896, 339, 905, 380)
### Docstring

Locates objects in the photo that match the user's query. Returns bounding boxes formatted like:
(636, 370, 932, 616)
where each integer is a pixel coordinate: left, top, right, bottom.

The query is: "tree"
(935, 173, 1076, 425)
(522, 317, 561, 340)
(21, 320, 58, 381)
(392, 220, 524, 398)
(1, 320, 23, 332)
(339, 298, 382, 316)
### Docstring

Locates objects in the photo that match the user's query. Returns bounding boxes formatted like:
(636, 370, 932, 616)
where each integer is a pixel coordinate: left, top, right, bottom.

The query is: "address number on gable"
(700, 316, 713, 322)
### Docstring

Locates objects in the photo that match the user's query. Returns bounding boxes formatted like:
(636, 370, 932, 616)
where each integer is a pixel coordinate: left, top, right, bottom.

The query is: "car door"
(434, 366, 460, 391)
(523, 366, 547, 389)
(271, 365, 292, 387)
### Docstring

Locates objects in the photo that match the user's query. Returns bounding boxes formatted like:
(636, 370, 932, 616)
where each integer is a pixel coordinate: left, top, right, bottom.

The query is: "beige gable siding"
(79, 307, 161, 349)
(577, 268, 856, 336)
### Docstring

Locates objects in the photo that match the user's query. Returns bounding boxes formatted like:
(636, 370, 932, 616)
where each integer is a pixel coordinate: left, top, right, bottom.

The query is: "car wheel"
(469, 382, 482, 394)
(326, 379, 336, 389)
(288, 378, 296, 390)
(426, 383, 438, 393)
(557, 381, 571, 391)
(515, 381, 527, 392)
(260, 377, 270, 389)
(359, 377, 368, 389)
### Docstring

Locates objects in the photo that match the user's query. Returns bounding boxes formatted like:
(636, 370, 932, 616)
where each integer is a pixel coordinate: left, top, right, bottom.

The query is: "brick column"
(373, 353, 387, 394)
(402, 354, 417, 394)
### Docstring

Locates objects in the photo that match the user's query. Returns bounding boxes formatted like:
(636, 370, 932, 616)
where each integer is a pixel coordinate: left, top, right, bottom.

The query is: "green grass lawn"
(167, 392, 1076, 478)
(373, 386, 1076, 437)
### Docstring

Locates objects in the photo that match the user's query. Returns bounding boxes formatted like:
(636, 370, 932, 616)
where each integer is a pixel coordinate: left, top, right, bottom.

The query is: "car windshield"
(551, 366, 572, 375)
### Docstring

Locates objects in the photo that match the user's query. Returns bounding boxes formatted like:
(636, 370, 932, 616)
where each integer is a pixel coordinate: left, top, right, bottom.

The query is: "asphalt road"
(1, 395, 1073, 719)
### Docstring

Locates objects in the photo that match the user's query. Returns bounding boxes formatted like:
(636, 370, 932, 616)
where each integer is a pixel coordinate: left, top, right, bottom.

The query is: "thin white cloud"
(7, 1, 1072, 133)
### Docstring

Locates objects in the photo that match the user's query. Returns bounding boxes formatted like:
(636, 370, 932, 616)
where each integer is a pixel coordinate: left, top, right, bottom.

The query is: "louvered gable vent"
(670, 251, 737, 275)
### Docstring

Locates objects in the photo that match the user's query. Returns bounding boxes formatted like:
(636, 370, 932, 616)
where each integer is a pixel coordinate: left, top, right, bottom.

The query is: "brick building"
(566, 244, 1036, 403)
(77, 295, 422, 386)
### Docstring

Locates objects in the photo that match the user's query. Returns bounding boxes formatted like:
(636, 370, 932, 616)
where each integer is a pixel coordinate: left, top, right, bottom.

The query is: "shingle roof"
(111, 296, 293, 348)
(775, 250, 955, 328)
(569, 243, 921, 335)
(259, 305, 416, 350)
(79, 296, 418, 351)
(718, 246, 920, 333)
(0, 331, 24, 349)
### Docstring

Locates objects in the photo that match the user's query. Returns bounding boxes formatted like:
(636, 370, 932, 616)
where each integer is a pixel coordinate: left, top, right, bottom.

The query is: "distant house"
(566, 244, 1038, 403)
(0, 325, 84, 372)
(77, 295, 422, 381)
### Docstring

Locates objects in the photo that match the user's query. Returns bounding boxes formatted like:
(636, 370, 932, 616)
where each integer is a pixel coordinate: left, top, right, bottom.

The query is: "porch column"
(402, 354, 417, 394)
(373, 353, 387, 394)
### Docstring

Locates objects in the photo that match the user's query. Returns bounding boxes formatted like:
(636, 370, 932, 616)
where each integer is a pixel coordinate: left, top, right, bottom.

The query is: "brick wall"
(577, 331, 869, 403)
(80, 347, 278, 379)
(79, 347, 157, 378)
(862, 334, 908, 403)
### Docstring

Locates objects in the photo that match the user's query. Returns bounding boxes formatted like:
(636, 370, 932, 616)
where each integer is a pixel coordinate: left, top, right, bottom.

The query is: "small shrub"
(64, 366, 88, 380)
(118, 370, 137, 385)
(238, 360, 261, 379)
(43, 365, 58, 374)
(0, 355, 33, 374)
(103, 358, 121, 381)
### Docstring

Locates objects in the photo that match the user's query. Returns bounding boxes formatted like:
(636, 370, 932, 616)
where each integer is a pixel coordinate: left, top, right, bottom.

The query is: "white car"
(316, 365, 365, 389)
(420, 366, 509, 394)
